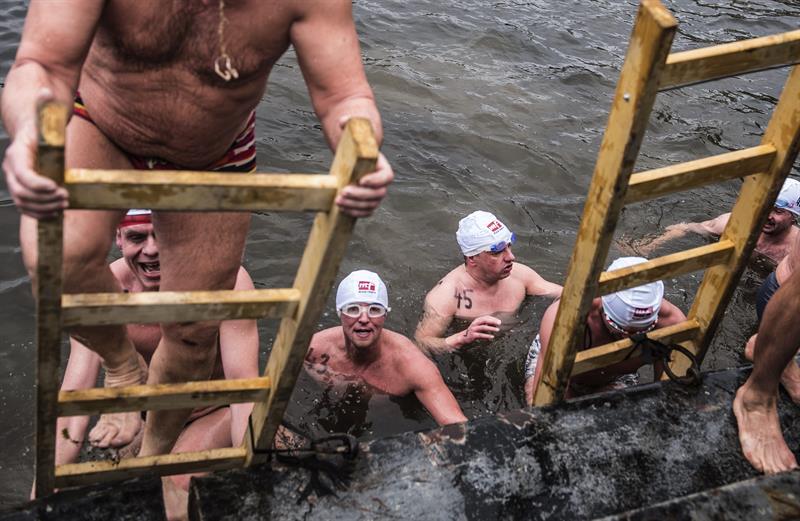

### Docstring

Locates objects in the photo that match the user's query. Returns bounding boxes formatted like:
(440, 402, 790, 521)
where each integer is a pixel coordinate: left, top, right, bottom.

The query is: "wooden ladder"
(530, 0, 800, 406)
(33, 106, 378, 496)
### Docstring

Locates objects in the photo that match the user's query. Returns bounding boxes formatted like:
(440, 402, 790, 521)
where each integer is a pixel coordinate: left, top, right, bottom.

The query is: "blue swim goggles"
(488, 232, 516, 253)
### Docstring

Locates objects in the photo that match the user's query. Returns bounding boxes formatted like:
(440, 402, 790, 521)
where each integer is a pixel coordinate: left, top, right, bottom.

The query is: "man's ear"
(115, 229, 123, 249)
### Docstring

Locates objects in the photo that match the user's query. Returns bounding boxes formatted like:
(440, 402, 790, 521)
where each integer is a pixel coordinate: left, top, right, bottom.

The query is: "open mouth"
(353, 327, 373, 338)
(140, 261, 160, 276)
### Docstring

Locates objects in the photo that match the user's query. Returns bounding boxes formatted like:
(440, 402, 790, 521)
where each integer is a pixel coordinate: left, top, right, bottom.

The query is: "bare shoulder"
(384, 330, 434, 368)
(109, 258, 134, 289)
(658, 298, 687, 325)
(424, 266, 463, 311)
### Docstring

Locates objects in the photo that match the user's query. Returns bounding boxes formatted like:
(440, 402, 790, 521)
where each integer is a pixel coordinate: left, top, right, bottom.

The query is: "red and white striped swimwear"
(73, 94, 257, 173)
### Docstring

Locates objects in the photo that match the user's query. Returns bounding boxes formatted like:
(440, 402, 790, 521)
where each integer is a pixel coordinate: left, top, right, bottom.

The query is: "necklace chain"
(214, 0, 239, 81)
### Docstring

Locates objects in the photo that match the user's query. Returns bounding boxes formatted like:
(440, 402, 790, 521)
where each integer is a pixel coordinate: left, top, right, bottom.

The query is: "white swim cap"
(335, 270, 389, 310)
(775, 178, 800, 217)
(601, 257, 664, 330)
(456, 211, 515, 256)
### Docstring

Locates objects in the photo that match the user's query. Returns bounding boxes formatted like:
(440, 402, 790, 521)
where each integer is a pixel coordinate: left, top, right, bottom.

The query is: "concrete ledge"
(0, 476, 164, 520)
(189, 367, 800, 520)
(600, 470, 800, 520)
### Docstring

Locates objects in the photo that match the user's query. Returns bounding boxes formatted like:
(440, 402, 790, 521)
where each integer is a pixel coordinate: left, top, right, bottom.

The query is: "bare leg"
(745, 334, 800, 404)
(20, 115, 144, 448)
(733, 271, 800, 474)
(138, 211, 250, 457)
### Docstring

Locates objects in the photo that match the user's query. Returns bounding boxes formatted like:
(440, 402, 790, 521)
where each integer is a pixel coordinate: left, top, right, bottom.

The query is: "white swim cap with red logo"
(335, 270, 389, 310)
(456, 210, 514, 256)
(601, 256, 664, 330)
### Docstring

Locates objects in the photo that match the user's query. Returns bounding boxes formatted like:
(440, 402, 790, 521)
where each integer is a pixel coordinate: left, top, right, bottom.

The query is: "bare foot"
(732, 382, 798, 474)
(88, 353, 147, 448)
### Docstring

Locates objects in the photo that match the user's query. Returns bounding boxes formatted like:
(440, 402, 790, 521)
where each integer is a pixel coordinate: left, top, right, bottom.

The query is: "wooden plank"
(58, 377, 271, 416)
(672, 65, 800, 376)
(34, 100, 69, 497)
(597, 240, 734, 296)
(54, 447, 246, 488)
(660, 30, 800, 90)
(66, 169, 338, 212)
(531, 0, 677, 407)
(62, 288, 301, 326)
(572, 319, 700, 375)
(624, 145, 776, 204)
(245, 118, 379, 462)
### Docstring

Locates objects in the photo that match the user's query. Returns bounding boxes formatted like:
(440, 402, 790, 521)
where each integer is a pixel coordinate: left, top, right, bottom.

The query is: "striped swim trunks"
(73, 95, 257, 173)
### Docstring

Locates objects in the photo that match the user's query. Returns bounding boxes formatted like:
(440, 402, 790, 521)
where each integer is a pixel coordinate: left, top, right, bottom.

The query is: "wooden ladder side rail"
(55, 447, 247, 489)
(34, 101, 69, 498)
(572, 319, 701, 376)
(245, 118, 379, 462)
(58, 376, 271, 417)
(597, 240, 734, 296)
(66, 169, 339, 212)
(660, 29, 800, 90)
(530, 0, 678, 407)
(62, 287, 302, 326)
(671, 64, 800, 376)
(624, 145, 776, 204)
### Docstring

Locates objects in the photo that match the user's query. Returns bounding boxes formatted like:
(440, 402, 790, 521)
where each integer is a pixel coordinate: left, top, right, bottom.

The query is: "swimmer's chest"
(98, 1, 293, 81)
(451, 280, 527, 320)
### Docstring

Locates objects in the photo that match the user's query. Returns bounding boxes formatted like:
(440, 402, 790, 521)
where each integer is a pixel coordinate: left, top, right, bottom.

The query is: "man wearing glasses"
(524, 256, 686, 403)
(415, 211, 562, 355)
(305, 270, 467, 426)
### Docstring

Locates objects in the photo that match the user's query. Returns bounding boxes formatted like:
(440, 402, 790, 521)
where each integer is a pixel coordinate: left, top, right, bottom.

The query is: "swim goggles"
(339, 303, 389, 318)
(487, 233, 517, 253)
(602, 309, 657, 337)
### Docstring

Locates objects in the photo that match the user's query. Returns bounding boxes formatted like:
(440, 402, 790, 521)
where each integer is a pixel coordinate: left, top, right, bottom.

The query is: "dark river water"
(1, 0, 799, 507)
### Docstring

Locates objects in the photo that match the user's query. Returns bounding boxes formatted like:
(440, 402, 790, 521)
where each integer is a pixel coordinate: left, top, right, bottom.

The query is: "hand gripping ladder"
(33, 106, 378, 496)
(530, 0, 800, 406)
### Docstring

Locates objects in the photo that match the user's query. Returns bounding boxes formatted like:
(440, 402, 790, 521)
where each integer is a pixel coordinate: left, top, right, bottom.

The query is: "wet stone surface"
(598, 470, 800, 520)
(0, 476, 163, 521)
(189, 367, 800, 520)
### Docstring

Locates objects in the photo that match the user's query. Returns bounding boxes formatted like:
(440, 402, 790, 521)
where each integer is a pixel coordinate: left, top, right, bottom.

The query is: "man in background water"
(2, 0, 394, 469)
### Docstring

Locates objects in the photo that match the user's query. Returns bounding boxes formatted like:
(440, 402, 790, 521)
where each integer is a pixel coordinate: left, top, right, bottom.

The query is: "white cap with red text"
(119, 209, 152, 228)
(456, 210, 514, 256)
(601, 257, 664, 330)
(775, 178, 800, 217)
(335, 270, 389, 310)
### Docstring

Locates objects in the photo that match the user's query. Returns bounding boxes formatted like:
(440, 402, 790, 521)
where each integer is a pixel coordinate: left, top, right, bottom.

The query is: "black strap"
(628, 332, 702, 387)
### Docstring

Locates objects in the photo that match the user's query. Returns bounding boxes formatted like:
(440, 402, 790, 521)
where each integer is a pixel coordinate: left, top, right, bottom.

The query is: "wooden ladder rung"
(66, 169, 339, 212)
(62, 288, 301, 326)
(597, 240, 735, 296)
(572, 319, 700, 376)
(54, 447, 247, 488)
(58, 377, 271, 416)
(659, 29, 800, 90)
(625, 145, 776, 204)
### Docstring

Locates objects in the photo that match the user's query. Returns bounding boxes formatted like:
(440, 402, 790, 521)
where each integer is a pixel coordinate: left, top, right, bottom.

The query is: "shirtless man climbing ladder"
(2, 0, 394, 465)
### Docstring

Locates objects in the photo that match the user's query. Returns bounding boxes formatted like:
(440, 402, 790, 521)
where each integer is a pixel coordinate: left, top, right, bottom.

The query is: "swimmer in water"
(415, 211, 561, 355)
(304, 270, 467, 426)
(524, 256, 686, 402)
